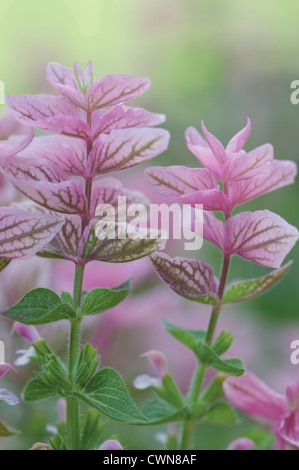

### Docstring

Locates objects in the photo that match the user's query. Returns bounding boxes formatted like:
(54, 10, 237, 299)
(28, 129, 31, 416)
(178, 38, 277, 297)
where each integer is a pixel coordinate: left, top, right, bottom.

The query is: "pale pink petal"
(99, 440, 123, 450)
(185, 126, 209, 148)
(0, 208, 63, 258)
(145, 165, 229, 212)
(225, 210, 298, 268)
(185, 131, 224, 179)
(226, 118, 251, 153)
(201, 121, 227, 164)
(88, 128, 170, 176)
(6, 94, 90, 140)
(0, 129, 34, 158)
(277, 410, 299, 448)
(46, 62, 84, 107)
(133, 374, 161, 390)
(0, 389, 19, 405)
(223, 144, 273, 182)
(92, 105, 165, 139)
(140, 350, 168, 379)
(0, 364, 12, 380)
(12, 322, 40, 343)
(227, 437, 255, 450)
(286, 382, 299, 412)
(0, 113, 28, 140)
(223, 372, 288, 422)
(86, 74, 150, 111)
(7, 177, 87, 215)
(228, 160, 297, 209)
(203, 211, 225, 251)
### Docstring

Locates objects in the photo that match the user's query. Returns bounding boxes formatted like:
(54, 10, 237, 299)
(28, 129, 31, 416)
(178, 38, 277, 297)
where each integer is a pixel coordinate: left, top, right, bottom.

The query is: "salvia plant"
(0, 61, 297, 450)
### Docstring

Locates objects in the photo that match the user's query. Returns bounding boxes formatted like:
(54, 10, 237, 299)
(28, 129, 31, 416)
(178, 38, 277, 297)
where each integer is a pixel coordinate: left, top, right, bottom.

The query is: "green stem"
(180, 254, 231, 450)
(66, 264, 85, 450)
(205, 254, 230, 345)
(66, 397, 80, 450)
(181, 419, 196, 450)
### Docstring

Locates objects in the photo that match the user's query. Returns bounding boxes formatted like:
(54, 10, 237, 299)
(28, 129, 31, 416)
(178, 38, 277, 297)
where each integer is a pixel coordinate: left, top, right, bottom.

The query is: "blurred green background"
(0, 0, 299, 450)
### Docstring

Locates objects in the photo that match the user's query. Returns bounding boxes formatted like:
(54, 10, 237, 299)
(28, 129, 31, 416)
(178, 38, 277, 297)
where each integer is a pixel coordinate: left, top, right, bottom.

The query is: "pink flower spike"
(0, 363, 13, 380)
(12, 322, 40, 343)
(286, 382, 299, 412)
(227, 437, 255, 450)
(99, 440, 123, 450)
(201, 121, 227, 164)
(223, 372, 288, 422)
(74, 61, 93, 93)
(141, 350, 168, 379)
(226, 118, 251, 153)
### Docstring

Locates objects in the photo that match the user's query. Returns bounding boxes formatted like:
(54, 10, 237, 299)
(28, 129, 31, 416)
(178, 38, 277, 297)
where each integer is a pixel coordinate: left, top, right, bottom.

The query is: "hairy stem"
(66, 264, 85, 450)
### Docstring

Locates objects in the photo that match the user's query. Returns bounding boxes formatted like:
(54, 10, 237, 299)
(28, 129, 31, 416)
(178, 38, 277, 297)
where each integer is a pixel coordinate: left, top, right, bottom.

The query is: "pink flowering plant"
(0, 61, 298, 450)
(0, 61, 169, 449)
(142, 119, 298, 449)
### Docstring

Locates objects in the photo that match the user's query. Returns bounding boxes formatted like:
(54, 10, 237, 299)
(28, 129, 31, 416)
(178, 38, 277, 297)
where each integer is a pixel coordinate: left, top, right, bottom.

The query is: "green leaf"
(74, 343, 100, 387)
(163, 321, 206, 354)
(0, 258, 11, 272)
(0, 419, 18, 437)
(223, 262, 292, 304)
(200, 374, 226, 404)
(198, 343, 244, 377)
(81, 410, 106, 450)
(23, 378, 57, 401)
(74, 368, 147, 424)
(202, 402, 237, 424)
(164, 322, 243, 376)
(49, 433, 68, 450)
(2, 288, 76, 325)
(60, 291, 74, 307)
(152, 374, 184, 409)
(81, 280, 131, 316)
(213, 331, 234, 356)
(141, 400, 188, 425)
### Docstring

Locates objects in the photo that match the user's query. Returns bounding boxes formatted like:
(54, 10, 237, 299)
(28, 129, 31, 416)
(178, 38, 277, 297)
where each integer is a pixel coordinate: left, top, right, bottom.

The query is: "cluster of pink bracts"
(0, 61, 298, 450)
